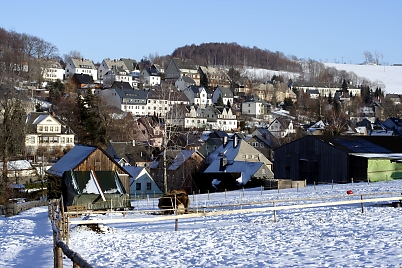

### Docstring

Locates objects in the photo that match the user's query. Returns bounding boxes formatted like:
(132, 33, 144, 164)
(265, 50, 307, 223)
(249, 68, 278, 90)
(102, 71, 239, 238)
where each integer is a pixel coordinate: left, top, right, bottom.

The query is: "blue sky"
(2, 0, 401, 65)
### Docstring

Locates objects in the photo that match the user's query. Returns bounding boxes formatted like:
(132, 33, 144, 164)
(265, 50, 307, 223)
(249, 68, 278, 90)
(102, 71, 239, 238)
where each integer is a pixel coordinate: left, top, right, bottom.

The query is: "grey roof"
(173, 58, 197, 70)
(102, 59, 128, 70)
(216, 87, 233, 97)
(111, 81, 133, 90)
(285, 136, 402, 154)
(46, 145, 98, 177)
(120, 58, 137, 72)
(70, 58, 96, 69)
(107, 142, 153, 163)
(114, 88, 148, 103)
(182, 76, 196, 84)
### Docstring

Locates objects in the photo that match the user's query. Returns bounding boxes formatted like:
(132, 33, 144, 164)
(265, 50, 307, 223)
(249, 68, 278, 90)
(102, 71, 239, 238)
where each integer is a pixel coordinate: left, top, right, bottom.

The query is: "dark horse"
(158, 189, 190, 215)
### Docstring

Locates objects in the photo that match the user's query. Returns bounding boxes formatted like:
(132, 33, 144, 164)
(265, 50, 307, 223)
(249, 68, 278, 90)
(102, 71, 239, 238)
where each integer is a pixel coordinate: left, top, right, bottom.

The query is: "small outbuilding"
(274, 136, 402, 184)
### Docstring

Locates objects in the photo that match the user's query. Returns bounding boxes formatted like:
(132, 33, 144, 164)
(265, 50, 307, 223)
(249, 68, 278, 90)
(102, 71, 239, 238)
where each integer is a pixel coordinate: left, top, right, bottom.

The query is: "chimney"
(233, 135, 238, 148)
(220, 157, 227, 171)
(223, 136, 228, 147)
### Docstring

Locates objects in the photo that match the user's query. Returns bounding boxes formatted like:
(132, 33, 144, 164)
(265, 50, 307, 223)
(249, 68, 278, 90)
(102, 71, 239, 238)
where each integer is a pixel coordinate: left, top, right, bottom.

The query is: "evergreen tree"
(341, 79, 348, 93)
(216, 95, 224, 106)
(200, 73, 209, 89)
(76, 89, 108, 146)
(327, 92, 333, 105)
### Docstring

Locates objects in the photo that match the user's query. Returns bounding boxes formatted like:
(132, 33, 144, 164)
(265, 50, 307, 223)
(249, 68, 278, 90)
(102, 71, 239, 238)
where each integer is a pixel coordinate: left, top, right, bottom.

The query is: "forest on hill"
(170, 42, 302, 72)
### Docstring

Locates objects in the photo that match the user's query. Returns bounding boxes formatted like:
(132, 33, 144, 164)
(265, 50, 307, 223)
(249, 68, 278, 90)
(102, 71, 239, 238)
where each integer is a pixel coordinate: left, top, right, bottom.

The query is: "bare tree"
(0, 87, 26, 202)
(363, 51, 373, 64)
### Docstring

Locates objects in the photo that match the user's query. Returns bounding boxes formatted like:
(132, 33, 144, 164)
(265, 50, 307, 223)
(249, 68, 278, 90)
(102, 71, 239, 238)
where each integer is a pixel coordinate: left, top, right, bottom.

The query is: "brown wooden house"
(46, 145, 131, 206)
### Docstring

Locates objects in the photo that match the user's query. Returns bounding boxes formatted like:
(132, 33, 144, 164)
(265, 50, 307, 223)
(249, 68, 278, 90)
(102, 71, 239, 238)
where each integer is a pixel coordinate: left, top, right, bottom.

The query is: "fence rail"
(0, 200, 47, 217)
(68, 193, 402, 226)
(49, 199, 94, 268)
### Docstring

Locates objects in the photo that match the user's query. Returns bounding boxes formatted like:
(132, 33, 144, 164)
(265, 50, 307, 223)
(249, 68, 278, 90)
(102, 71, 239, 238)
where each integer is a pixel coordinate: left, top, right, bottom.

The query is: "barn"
(46, 144, 131, 210)
(274, 136, 402, 184)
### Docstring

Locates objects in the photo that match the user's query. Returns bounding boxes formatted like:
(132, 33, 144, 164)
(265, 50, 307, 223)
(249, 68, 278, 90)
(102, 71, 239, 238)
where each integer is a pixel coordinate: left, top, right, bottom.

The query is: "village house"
(292, 81, 361, 98)
(183, 85, 213, 108)
(198, 66, 231, 89)
(140, 66, 161, 87)
(96, 87, 148, 116)
(149, 150, 204, 193)
(198, 130, 229, 157)
(123, 166, 163, 197)
(241, 94, 269, 119)
(25, 112, 75, 157)
(199, 135, 274, 191)
(102, 66, 133, 88)
(97, 59, 128, 82)
(41, 59, 64, 84)
(268, 117, 296, 139)
(212, 86, 234, 106)
(105, 141, 155, 167)
(175, 76, 196, 91)
(146, 88, 190, 117)
(165, 58, 200, 85)
(184, 105, 208, 129)
(200, 105, 238, 131)
(65, 58, 97, 81)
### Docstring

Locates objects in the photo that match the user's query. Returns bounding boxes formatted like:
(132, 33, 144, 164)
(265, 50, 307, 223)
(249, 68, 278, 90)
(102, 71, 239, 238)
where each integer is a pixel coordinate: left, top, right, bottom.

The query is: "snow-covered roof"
(204, 160, 273, 184)
(0, 160, 33, 171)
(123, 166, 145, 179)
(46, 145, 98, 177)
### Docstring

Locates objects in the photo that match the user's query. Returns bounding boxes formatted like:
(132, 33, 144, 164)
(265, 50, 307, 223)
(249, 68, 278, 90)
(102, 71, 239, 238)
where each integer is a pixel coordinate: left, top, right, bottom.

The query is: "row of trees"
(171, 42, 302, 72)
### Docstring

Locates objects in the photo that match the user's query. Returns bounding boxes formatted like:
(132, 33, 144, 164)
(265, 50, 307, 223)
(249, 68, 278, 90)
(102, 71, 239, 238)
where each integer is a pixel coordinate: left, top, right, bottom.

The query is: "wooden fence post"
(361, 195, 364, 213)
(273, 202, 277, 222)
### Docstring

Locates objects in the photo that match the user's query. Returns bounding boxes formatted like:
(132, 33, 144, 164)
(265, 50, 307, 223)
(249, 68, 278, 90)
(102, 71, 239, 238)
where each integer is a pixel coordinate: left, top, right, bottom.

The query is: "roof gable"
(47, 145, 98, 177)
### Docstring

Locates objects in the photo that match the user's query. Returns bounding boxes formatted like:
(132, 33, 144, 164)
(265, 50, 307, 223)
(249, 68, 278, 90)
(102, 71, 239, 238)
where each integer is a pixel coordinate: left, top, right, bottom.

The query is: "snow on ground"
(0, 206, 54, 268)
(324, 63, 402, 94)
(2, 181, 402, 267)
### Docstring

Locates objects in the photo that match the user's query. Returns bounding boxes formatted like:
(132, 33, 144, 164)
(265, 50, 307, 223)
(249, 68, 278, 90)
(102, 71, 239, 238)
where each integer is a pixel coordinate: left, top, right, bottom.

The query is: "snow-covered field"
(324, 63, 402, 95)
(2, 180, 402, 267)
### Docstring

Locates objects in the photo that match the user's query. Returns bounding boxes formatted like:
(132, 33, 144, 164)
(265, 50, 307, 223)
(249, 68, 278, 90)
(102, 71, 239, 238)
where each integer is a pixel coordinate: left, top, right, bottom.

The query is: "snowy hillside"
(2, 180, 402, 267)
(324, 63, 402, 95)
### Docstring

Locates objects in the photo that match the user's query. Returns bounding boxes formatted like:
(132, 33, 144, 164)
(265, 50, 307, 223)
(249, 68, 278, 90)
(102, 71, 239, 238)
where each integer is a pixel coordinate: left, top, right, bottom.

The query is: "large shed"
(46, 145, 131, 209)
(274, 136, 402, 184)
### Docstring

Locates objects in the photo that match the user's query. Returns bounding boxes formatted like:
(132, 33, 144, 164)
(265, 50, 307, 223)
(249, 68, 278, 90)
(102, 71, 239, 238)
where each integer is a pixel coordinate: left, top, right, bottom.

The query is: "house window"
(260, 143, 264, 147)
(136, 183, 141, 191)
(147, 182, 151, 190)
(39, 126, 43, 131)
(44, 126, 48, 131)
(29, 136, 35, 144)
